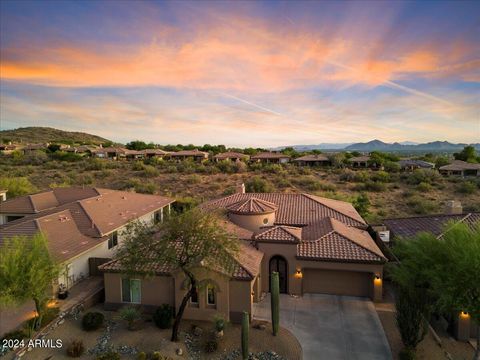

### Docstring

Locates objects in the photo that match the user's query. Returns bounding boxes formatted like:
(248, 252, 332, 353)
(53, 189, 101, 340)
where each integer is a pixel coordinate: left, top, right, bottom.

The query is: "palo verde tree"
(0, 233, 59, 330)
(116, 208, 240, 342)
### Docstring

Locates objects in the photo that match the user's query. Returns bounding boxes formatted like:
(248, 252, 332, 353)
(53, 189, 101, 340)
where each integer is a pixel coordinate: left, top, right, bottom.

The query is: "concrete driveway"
(253, 293, 392, 360)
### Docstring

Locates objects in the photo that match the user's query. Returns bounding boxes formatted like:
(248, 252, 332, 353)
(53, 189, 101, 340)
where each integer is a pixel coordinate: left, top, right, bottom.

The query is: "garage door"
(303, 269, 372, 298)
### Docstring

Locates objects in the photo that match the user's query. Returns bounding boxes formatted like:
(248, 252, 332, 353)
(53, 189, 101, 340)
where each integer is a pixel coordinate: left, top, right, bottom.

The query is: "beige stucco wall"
(229, 280, 254, 322)
(228, 212, 276, 232)
(257, 242, 384, 300)
(173, 267, 231, 322)
(103, 272, 174, 307)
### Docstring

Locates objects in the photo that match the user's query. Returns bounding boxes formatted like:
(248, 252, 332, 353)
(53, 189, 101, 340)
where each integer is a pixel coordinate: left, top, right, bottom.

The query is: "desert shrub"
(222, 187, 236, 196)
(124, 179, 157, 194)
(119, 306, 142, 330)
(84, 158, 105, 171)
(263, 164, 285, 174)
(233, 161, 248, 173)
(213, 314, 226, 332)
(404, 169, 440, 185)
(292, 176, 322, 191)
(143, 165, 159, 177)
(456, 181, 476, 194)
(274, 176, 291, 188)
(362, 181, 386, 192)
(66, 339, 85, 357)
(73, 173, 94, 185)
(25, 307, 60, 330)
(353, 193, 370, 218)
(354, 171, 370, 183)
(406, 196, 437, 214)
(245, 176, 273, 193)
(22, 150, 49, 165)
(185, 174, 201, 184)
(372, 171, 390, 183)
(137, 352, 147, 360)
(82, 312, 104, 331)
(0, 177, 37, 198)
(96, 350, 120, 360)
(399, 348, 415, 360)
(338, 169, 356, 182)
(132, 161, 146, 171)
(216, 160, 235, 174)
(384, 161, 400, 173)
(153, 304, 174, 329)
(416, 182, 431, 192)
(50, 152, 83, 162)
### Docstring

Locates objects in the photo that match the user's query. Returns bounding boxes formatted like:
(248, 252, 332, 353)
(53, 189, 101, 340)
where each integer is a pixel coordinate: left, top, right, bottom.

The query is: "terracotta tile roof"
(293, 154, 330, 162)
(100, 241, 263, 281)
(218, 219, 254, 240)
(203, 193, 366, 229)
(0, 187, 100, 214)
(298, 218, 386, 263)
(254, 225, 301, 243)
(143, 149, 170, 155)
(0, 188, 175, 263)
(169, 149, 208, 157)
(203, 193, 386, 263)
(439, 160, 480, 171)
(226, 197, 278, 215)
(251, 152, 290, 160)
(384, 212, 480, 239)
(214, 152, 249, 160)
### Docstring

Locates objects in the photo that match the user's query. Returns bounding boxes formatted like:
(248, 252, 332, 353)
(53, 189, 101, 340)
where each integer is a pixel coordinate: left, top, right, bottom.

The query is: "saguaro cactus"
(241, 311, 249, 360)
(271, 271, 280, 336)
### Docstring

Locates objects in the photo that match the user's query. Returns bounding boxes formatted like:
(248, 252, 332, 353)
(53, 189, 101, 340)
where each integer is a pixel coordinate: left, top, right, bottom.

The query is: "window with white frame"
(121, 278, 141, 303)
(108, 231, 118, 249)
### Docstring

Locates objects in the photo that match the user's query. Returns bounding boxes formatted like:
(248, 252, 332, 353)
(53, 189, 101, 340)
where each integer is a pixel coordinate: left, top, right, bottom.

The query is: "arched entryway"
(269, 255, 288, 293)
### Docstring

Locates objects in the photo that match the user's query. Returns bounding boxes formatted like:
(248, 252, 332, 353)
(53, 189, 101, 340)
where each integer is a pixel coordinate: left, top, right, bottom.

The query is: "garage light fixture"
(294, 269, 303, 279)
(460, 311, 470, 319)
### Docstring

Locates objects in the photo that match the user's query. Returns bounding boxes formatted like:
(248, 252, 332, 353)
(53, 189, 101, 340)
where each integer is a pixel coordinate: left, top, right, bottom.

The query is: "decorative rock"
(57, 318, 65, 325)
(17, 350, 25, 357)
(176, 348, 183, 356)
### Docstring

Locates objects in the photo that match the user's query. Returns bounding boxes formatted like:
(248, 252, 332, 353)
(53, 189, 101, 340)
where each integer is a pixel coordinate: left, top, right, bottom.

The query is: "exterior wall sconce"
(374, 275, 382, 285)
(460, 311, 470, 319)
(294, 269, 303, 279)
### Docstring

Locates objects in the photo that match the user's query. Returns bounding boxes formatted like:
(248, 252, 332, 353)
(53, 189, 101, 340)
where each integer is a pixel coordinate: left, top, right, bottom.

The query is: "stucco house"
(250, 152, 290, 164)
(168, 149, 209, 162)
(293, 154, 331, 167)
(439, 160, 480, 177)
(100, 189, 386, 323)
(0, 187, 174, 290)
(213, 152, 249, 162)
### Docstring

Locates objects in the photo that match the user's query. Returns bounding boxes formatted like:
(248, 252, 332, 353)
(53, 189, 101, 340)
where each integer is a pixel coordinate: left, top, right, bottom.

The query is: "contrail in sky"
(218, 92, 283, 116)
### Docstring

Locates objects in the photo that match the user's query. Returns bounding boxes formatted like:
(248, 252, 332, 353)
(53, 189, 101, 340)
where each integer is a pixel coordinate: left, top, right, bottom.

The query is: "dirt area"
(9, 306, 301, 360)
(376, 309, 475, 360)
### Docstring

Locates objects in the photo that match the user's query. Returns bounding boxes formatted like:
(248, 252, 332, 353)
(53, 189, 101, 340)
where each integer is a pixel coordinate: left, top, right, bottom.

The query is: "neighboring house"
(250, 152, 290, 164)
(213, 152, 249, 162)
(22, 143, 48, 153)
(143, 149, 170, 159)
(100, 189, 386, 324)
(398, 159, 434, 171)
(0, 187, 174, 290)
(348, 155, 377, 168)
(439, 160, 480, 177)
(293, 154, 331, 167)
(169, 149, 209, 162)
(124, 149, 145, 161)
(0, 144, 17, 153)
(65, 145, 97, 155)
(92, 147, 128, 160)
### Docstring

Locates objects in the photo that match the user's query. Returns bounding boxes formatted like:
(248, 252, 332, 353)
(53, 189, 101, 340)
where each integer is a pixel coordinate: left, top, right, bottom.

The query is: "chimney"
(236, 183, 246, 194)
(445, 200, 462, 215)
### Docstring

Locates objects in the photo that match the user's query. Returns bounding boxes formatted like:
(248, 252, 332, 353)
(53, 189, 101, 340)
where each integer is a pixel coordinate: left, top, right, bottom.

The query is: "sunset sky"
(1, 0, 479, 147)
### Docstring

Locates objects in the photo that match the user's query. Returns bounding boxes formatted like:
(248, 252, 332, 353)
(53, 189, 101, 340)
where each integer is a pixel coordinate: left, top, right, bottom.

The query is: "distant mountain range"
(275, 139, 480, 152)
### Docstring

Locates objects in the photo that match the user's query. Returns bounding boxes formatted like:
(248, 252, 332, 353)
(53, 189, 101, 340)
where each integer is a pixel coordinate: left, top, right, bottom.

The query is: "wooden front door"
(269, 256, 288, 293)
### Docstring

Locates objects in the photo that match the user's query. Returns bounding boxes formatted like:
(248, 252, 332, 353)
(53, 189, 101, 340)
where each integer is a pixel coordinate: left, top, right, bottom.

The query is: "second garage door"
(303, 268, 372, 298)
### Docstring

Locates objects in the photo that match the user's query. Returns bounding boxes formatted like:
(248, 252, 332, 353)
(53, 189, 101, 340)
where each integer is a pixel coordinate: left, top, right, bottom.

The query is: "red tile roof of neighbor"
(169, 149, 208, 157)
(293, 154, 330, 162)
(439, 160, 480, 171)
(99, 241, 263, 281)
(0, 188, 174, 263)
(202, 192, 386, 263)
(214, 152, 249, 160)
(384, 212, 480, 239)
(226, 197, 278, 214)
(250, 152, 290, 160)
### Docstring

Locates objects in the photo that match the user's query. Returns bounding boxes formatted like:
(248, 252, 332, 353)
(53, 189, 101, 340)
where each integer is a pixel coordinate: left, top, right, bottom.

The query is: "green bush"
(399, 348, 415, 360)
(96, 350, 120, 360)
(25, 307, 60, 330)
(84, 158, 105, 170)
(362, 181, 386, 192)
(406, 196, 437, 214)
(66, 339, 85, 357)
(137, 352, 147, 360)
(245, 176, 273, 193)
(153, 304, 174, 329)
(203, 333, 218, 353)
(143, 165, 159, 177)
(0, 177, 37, 198)
(82, 312, 105, 331)
(457, 181, 476, 194)
(416, 182, 431, 192)
(404, 169, 440, 185)
(132, 161, 146, 171)
(384, 161, 400, 173)
(372, 171, 390, 183)
(119, 306, 142, 330)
